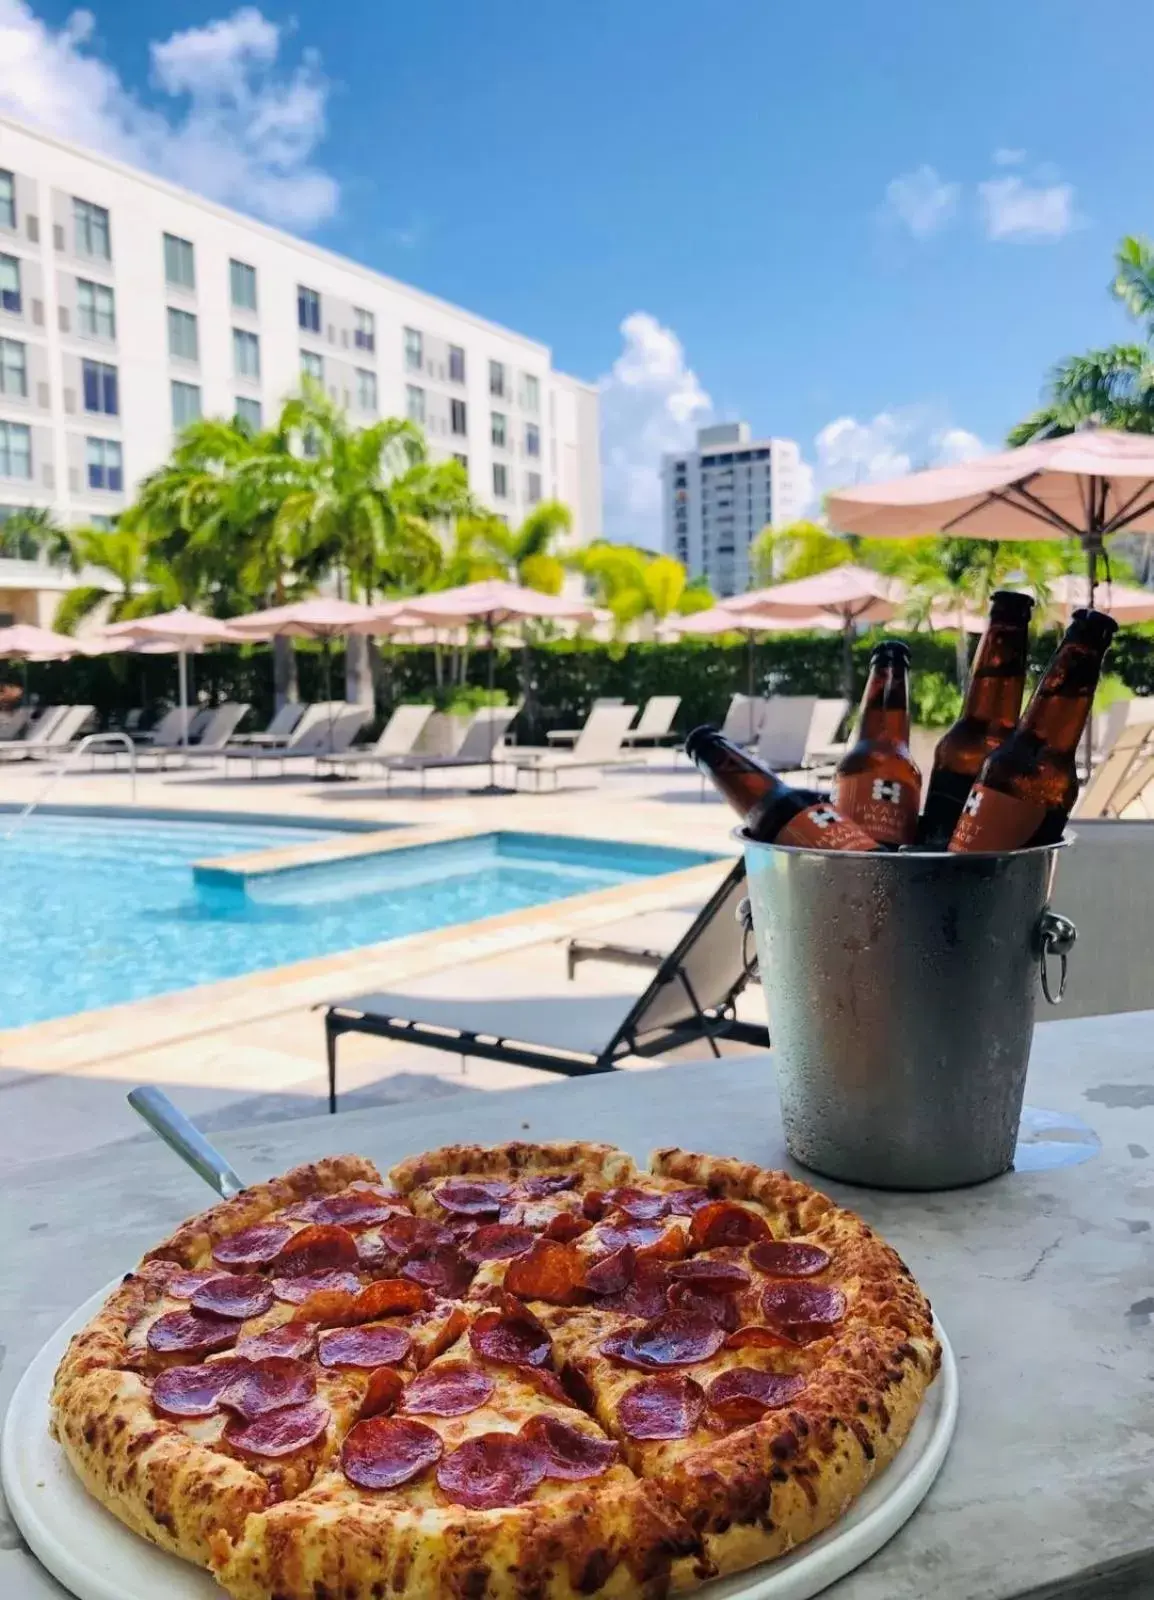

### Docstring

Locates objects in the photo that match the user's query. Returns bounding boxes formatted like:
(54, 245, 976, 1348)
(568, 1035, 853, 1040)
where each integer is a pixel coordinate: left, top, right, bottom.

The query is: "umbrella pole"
(178, 650, 189, 750)
(746, 632, 756, 744)
(325, 635, 334, 750)
(488, 616, 496, 792)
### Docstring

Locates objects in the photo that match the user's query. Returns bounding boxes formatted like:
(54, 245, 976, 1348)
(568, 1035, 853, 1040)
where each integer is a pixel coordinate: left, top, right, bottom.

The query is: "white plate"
(2, 1284, 957, 1600)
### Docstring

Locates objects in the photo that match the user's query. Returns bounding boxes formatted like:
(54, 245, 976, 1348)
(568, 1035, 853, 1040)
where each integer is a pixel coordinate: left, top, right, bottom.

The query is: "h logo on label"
(963, 790, 983, 816)
(871, 778, 903, 804)
(809, 806, 839, 829)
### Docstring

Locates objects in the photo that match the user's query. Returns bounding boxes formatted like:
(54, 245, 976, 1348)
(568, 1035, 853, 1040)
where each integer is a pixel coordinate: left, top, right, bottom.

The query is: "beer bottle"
(918, 590, 1035, 847)
(948, 607, 1118, 853)
(685, 725, 880, 851)
(832, 639, 922, 847)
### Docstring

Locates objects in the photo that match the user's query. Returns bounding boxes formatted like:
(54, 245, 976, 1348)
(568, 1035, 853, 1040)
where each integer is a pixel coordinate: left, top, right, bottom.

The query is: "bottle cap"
(1070, 607, 1120, 647)
(869, 638, 911, 665)
(989, 590, 1035, 621)
(684, 725, 721, 764)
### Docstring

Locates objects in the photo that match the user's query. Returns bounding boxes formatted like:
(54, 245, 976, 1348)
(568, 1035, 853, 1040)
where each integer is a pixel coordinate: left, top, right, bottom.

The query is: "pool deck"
(0, 752, 764, 1167)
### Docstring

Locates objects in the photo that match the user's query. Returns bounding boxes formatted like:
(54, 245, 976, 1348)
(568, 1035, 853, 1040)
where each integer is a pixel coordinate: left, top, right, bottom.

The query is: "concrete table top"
(3, 1009, 1154, 1600)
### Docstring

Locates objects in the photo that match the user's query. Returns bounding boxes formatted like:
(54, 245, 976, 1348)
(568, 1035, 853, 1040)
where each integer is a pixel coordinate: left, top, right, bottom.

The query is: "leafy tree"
(463, 500, 573, 596)
(0, 506, 76, 567)
(52, 522, 174, 634)
(574, 543, 711, 634)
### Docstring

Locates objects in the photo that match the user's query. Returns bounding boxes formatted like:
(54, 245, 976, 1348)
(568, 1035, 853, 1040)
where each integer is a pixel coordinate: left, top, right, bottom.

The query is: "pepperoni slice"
(311, 1193, 407, 1230)
(597, 1261, 671, 1320)
(520, 1367, 576, 1408)
(358, 1366, 406, 1421)
(503, 1240, 587, 1306)
(750, 1241, 832, 1278)
(436, 1432, 546, 1509)
(400, 1245, 474, 1297)
(595, 1221, 672, 1255)
(381, 1215, 454, 1255)
(541, 1213, 592, 1243)
(401, 1361, 495, 1417)
(666, 1282, 740, 1332)
(601, 1311, 726, 1371)
(469, 1306, 551, 1369)
(355, 1234, 397, 1272)
(463, 1224, 536, 1265)
(220, 1357, 316, 1420)
(725, 1325, 799, 1351)
(582, 1191, 608, 1222)
(617, 1375, 705, 1440)
(348, 1279, 430, 1319)
(212, 1221, 294, 1269)
(522, 1415, 618, 1480)
(584, 1244, 636, 1297)
(190, 1274, 274, 1321)
(761, 1282, 847, 1329)
(664, 1187, 712, 1216)
(559, 1361, 597, 1413)
(667, 1259, 751, 1291)
(152, 1359, 245, 1418)
(689, 1202, 770, 1249)
(515, 1173, 578, 1199)
(342, 1416, 443, 1490)
(225, 1398, 329, 1458)
(146, 1309, 238, 1356)
(706, 1368, 807, 1425)
(273, 1223, 359, 1277)
(167, 1269, 224, 1300)
(605, 1187, 671, 1222)
(236, 1321, 316, 1361)
(433, 1179, 512, 1217)
(272, 1269, 361, 1305)
(317, 1324, 413, 1369)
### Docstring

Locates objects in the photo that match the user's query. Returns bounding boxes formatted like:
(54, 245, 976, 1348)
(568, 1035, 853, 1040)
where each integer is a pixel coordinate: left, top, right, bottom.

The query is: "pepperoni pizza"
(50, 1141, 940, 1600)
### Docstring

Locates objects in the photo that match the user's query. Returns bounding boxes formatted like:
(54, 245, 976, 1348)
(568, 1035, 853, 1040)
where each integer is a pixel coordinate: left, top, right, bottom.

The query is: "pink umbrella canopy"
(719, 565, 903, 624)
(0, 623, 82, 660)
(226, 598, 381, 639)
(1033, 573, 1154, 624)
(99, 608, 241, 647)
(673, 605, 835, 636)
(398, 579, 599, 626)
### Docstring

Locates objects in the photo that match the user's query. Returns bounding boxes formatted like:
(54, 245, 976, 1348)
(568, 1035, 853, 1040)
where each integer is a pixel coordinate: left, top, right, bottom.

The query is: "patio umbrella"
(227, 598, 381, 748)
(395, 580, 600, 791)
(1031, 573, 1154, 626)
(97, 609, 241, 749)
(0, 624, 83, 660)
(671, 605, 834, 740)
(718, 566, 903, 696)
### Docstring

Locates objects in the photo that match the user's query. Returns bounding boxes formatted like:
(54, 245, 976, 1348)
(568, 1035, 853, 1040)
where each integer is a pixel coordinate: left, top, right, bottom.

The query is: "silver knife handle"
(127, 1087, 246, 1200)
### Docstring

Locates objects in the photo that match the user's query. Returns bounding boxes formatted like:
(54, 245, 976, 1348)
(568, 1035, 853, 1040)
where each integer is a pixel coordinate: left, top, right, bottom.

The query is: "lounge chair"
(192, 703, 345, 768)
(566, 859, 744, 978)
(1076, 720, 1154, 820)
(222, 706, 371, 777)
(315, 703, 435, 777)
(504, 705, 645, 791)
(0, 707, 30, 741)
(381, 707, 519, 793)
(719, 693, 765, 747)
(800, 698, 851, 770)
(757, 695, 818, 769)
(323, 857, 766, 1110)
(3, 704, 96, 760)
(139, 703, 251, 769)
(228, 702, 307, 747)
(621, 695, 681, 745)
(134, 707, 196, 749)
(0, 704, 67, 757)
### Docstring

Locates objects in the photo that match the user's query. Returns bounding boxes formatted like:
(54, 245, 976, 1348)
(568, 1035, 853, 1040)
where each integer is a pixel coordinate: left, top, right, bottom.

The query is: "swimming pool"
(0, 813, 715, 1028)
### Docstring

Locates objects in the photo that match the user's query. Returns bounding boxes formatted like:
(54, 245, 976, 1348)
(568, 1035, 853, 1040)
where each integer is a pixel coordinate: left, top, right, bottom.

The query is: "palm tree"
(0, 505, 76, 567)
(575, 544, 707, 635)
(52, 521, 172, 634)
(469, 500, 573, 595)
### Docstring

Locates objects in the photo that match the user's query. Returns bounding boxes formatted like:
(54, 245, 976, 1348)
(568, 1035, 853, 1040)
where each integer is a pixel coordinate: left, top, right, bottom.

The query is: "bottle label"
(833, 773, 919, 846)
(776, 802, 879, 852)
(947, 784, 1048, 853)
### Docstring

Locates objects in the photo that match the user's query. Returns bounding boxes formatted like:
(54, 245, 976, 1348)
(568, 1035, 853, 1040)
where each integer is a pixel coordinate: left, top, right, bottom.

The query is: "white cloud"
(0, 0, 337, 227)
(598, 311, 712, 544)
(992, 147, 1026, 167)
(978, 174, 1074, 241)
(882, 164, 959, 238)
(798, 410, 987, 510)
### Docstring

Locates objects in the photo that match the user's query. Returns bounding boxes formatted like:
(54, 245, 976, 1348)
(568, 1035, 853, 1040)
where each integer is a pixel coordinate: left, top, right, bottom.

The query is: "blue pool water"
(0, 814, 714, 1028)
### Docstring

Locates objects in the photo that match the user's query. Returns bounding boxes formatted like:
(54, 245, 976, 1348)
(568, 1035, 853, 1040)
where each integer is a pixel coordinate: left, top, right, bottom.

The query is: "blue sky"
(1, 0, 1151, 541)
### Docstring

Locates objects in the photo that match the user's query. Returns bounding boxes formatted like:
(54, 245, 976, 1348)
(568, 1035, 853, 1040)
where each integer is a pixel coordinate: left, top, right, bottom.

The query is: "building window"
(525, 422, 540, 458)
(448, 344, 466, 383)
(235, 396, 262, 430)
(170, 381, 201, 429)
(450, 398, 467, 436)
(356, 368, 377, 411)
(73, 198, 111, 261)
(491, 411, 506, 448)
(405, 384, 425, 425)
(163, 233, 195, 290)
(520, 373, 540, 413)
(77, 279, 115, 338)
(300, 350, 323, 382)
(0, 172, 13, 231)
(232, 328, 260, 379)
(403, 326, 422, 371)
(453, 453, 468, 470)
(0, 254, 21, 314)
(0, 421, 31, 479)
(354, 308, 375, 352)
(492, 462, 508, 499)
(86, 435, 122, 490)
(230, 259, 257, 311)
(489, 359, 506, 398)
(167, 307, 198, 362)
(526, 471, 542, 504)
(297, 285, 321, 332)
(0, 338, 26, 397)
(82, 359, 118, 415)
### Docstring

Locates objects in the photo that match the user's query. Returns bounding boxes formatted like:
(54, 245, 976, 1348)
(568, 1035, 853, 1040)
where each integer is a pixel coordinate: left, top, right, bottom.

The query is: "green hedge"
(10, 626, 1154, 742)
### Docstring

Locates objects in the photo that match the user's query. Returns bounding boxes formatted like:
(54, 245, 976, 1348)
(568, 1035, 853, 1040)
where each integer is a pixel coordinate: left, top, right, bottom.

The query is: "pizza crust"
(389, 1139, 638, 1197)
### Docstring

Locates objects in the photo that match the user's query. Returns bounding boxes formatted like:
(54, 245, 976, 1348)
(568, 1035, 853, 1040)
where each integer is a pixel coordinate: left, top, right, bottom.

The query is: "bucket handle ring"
(1038, 910, 1077, 1005)
(737, 897, 759, 983)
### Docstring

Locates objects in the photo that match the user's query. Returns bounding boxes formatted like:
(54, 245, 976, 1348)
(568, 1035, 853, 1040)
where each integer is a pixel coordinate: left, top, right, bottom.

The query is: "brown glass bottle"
(832, 639, 922, 847)
(685, 725, 880, 851)
(948, 607, 1118, 853)
(917, 590, 1035, 847)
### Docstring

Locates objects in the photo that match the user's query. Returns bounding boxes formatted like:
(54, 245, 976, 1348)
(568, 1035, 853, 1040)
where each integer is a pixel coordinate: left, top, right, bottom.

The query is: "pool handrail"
(3, 732, 137, 837)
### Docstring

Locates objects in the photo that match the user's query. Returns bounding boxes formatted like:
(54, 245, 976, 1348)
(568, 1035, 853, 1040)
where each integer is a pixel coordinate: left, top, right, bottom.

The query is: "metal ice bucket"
(740, 831, 1075, 1190)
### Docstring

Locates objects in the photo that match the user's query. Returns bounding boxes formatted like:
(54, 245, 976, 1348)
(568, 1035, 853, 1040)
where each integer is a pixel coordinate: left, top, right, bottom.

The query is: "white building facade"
(0, 116, 601, 626)
(662, 423, 802, 597)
